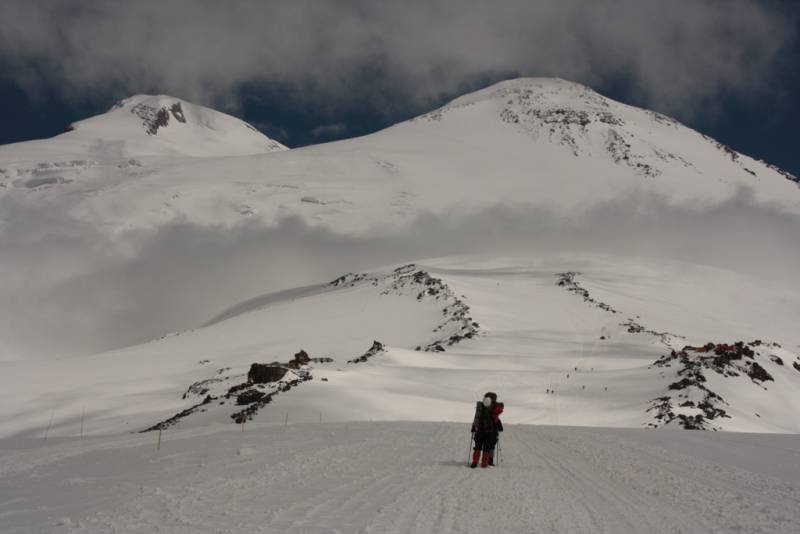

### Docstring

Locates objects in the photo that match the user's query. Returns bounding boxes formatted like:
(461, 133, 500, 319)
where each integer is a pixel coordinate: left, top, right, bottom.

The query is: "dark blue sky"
(0, 1, 797, 178)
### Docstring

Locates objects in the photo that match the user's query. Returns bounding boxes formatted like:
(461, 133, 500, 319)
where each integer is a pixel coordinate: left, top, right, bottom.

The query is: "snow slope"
(2, 255, 798, 440)
(1, 422, 798, 534)
(0, 78, 797, 232)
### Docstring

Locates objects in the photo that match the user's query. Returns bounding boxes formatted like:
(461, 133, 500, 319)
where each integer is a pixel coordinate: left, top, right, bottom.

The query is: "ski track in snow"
(1, 422, 798, 534)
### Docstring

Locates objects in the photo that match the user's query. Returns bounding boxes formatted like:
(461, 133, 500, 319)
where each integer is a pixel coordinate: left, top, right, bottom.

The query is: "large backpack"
(473, 392, 499, 432)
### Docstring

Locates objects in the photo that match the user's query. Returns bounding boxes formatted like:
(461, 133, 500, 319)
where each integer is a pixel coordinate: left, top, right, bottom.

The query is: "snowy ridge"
(347, 341, 386, 364)
(556, 271, 621, 315)
(331, 264, 480, 352)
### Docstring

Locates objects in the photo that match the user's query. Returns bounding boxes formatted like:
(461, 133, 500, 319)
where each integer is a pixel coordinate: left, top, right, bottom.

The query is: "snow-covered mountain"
(0, 78, 796, 232)
(1, 78, 799, 441)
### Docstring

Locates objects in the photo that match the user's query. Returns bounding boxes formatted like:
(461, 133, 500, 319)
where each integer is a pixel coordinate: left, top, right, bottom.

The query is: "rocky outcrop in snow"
(332, 264, 480, 352)
(141, 349, 321, 431)
(131, 101, 187, 135)
(415, 78, 798, 186)
(556, 271, 797, 430)
(557, 272, 618, 314)
(646, 341, 796, 430)
(348, 341, 386, 364)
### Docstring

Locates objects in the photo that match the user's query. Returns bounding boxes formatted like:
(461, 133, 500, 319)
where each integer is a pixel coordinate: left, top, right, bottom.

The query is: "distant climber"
(470, 392, 504, 468)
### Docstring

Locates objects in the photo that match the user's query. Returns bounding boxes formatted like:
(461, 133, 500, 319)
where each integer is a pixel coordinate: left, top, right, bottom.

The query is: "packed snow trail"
(1, 422, 798, 533)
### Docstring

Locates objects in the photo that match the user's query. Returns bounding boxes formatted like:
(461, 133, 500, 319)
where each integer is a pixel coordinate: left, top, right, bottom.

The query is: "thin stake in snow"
(43, 409, 55, 440)
(156, 428, 162, 451)
(80, 408, 85, 439)
(241, 419, 245, 432)
(497, 436, 502, 465)
(284, 412, 289, 428)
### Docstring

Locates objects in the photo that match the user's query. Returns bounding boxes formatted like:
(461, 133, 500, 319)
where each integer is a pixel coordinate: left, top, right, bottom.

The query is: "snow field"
(1, 422, 798, 533)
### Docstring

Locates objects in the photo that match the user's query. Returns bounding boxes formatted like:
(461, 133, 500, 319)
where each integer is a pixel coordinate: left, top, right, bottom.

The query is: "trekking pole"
(466, 430, 474, 465)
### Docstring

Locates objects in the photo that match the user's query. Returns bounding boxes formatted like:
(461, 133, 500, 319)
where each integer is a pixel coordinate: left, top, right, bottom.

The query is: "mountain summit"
(0, 94, 286, 164)
(71, 94, 288, 157)
(410, 77, 797, 193)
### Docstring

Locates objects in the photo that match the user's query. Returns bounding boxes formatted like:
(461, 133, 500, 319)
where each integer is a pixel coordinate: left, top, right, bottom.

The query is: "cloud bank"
(1, 189, 799, 361)
(0, 0, 794, 116)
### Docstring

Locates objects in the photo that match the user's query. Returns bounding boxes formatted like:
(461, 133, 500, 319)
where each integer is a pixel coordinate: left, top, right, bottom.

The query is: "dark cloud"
(0, 0, 793, 116)
(1, 188, 799, 361)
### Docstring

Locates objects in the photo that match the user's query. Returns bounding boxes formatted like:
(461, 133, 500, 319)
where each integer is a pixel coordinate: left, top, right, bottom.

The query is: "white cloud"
(311, 123, 348, 139)
(2, 188, 799, 360)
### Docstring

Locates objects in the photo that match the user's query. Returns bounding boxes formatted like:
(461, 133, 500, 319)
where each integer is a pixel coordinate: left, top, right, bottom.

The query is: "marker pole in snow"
(43, 409, 55, 440)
